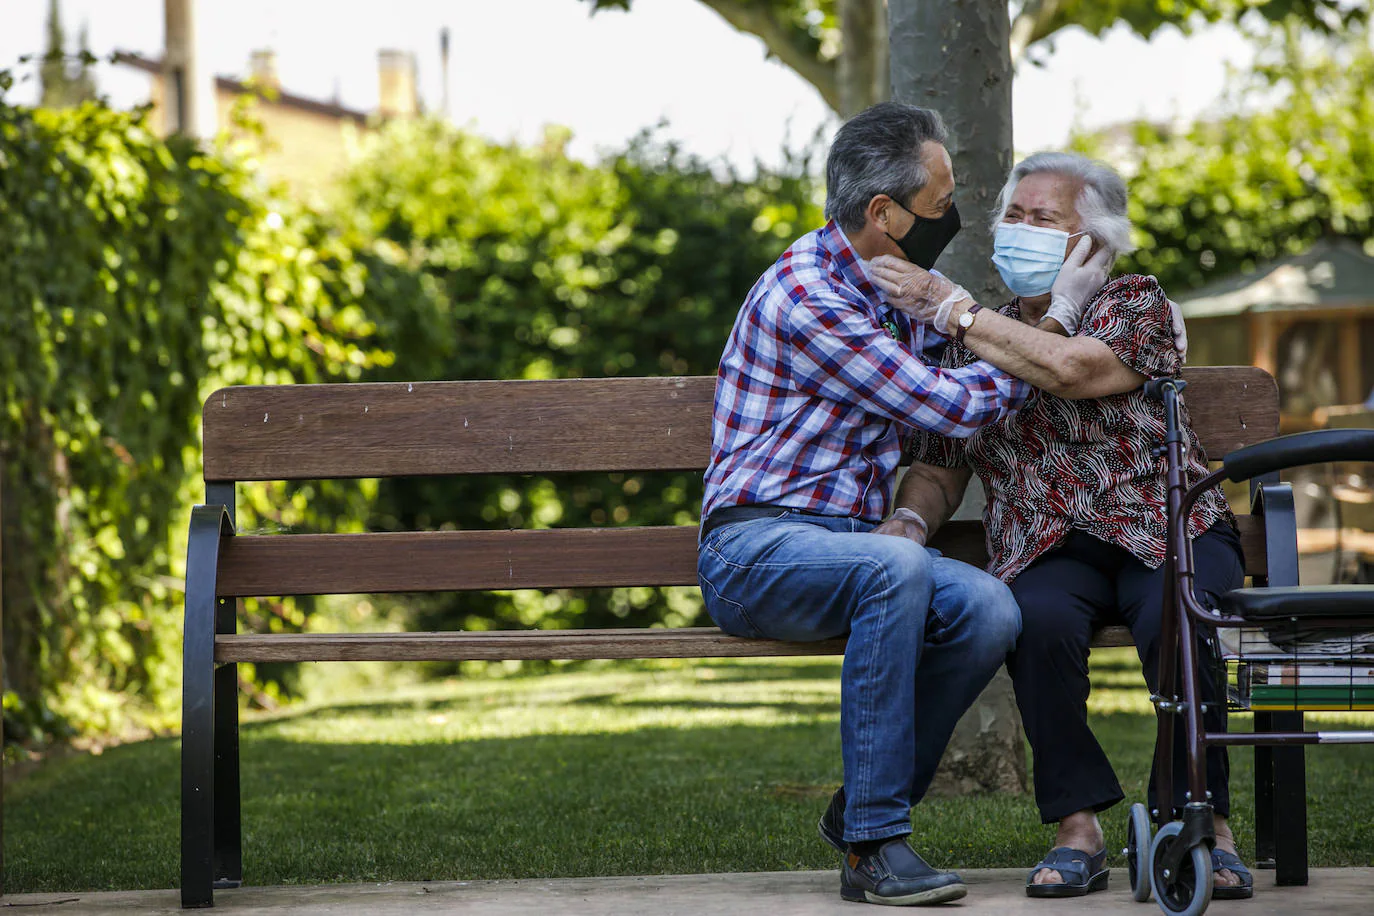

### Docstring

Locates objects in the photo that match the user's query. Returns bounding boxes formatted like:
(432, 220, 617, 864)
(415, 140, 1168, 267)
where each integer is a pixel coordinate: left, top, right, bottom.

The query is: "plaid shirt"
(703, 221, 1031, 522)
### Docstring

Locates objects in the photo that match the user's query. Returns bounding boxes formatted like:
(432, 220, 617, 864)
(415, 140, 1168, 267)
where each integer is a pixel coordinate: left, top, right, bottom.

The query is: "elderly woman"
(869, 152, 1252, 900)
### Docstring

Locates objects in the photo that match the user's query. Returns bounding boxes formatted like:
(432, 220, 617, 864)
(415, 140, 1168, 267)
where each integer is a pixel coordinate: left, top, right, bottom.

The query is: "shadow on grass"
(8, 672, 1373, 896)
(678, 661, 844, 682)
(567, 695, 840, 716)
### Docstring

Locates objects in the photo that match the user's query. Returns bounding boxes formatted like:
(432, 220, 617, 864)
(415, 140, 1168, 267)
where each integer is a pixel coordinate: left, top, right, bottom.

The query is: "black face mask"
(885, 200, 961, 269)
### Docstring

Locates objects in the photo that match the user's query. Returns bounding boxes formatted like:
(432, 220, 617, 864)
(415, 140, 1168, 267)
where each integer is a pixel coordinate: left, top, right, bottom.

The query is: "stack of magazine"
(1221, 627, 1374, 711)
(1248, 662, 1374, 711)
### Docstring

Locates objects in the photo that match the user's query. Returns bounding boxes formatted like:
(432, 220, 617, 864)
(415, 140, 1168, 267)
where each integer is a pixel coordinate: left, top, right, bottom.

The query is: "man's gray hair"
(824, 103, 949, 233)
(990, 152, 1136, 258)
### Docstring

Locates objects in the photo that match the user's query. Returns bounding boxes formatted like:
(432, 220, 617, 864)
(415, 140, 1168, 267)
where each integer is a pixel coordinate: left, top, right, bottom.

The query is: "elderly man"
(697, 104, 1103, 906)
(871, 152, 1250, 901)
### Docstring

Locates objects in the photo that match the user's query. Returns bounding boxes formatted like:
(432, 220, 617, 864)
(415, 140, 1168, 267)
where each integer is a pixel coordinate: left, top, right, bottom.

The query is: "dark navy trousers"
(1006, 523, 1244, 824)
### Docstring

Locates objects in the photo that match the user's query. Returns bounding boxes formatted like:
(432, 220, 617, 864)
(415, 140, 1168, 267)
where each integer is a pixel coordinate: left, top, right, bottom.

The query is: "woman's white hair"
(990, 152, 1136, 260)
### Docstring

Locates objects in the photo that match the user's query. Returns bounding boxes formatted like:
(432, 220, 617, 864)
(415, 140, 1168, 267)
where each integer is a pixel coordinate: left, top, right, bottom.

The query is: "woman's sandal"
(1211, 849, 1255, 900)
(1025, 846, 1110, 898)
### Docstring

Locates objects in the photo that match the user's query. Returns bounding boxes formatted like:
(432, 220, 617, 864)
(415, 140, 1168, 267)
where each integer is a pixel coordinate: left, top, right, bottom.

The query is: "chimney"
(249, 48, 280, 92)
(377, 49, 418, 119)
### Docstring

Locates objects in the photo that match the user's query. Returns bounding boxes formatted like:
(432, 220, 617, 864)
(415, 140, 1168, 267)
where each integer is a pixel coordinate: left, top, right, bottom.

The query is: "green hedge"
(1078, 30, 1374, 294)
(0, 97, 387, 741)
(333, 122, 821, 638)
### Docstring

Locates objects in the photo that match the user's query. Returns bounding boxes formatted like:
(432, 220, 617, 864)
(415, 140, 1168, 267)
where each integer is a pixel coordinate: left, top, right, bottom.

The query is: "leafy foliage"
(1075, 26, 1374, 294)
(0, 95, 386, 740)
(334, 121, 821, 637)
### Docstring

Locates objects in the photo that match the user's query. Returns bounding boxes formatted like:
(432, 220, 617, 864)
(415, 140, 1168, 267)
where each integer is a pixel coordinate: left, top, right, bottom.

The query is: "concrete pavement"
(6, 868, 1372, 914)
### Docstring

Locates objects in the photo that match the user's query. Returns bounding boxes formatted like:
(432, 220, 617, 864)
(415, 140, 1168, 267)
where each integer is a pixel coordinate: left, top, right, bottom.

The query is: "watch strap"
(955, 303, 983, 345)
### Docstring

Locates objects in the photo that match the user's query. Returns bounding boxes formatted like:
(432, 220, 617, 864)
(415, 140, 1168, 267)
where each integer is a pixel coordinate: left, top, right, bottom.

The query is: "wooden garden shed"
(1177, 238, 1374, 432)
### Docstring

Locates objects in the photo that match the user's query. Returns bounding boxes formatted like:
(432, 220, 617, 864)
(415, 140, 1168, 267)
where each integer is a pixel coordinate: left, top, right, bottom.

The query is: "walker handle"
(1143, 377, 1187, 402)
(1222, 428, 1374, 483)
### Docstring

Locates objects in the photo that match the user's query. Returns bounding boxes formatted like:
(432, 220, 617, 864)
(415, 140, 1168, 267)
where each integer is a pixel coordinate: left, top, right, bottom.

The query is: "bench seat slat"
(216, 516, 1269, 597)
(215, 624, 1136, 663)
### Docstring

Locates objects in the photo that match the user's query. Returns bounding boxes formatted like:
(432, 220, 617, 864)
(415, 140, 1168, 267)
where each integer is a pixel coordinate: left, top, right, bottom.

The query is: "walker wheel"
(1149, 821, 1213, 916)
(1127, 802, 1153, 902)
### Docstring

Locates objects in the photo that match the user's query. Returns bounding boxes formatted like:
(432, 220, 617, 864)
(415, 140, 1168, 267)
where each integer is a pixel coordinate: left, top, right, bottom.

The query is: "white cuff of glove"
(933, 288, 971, 335)
(889, 507, 929, 537)
(1045, 293, 1082, 336)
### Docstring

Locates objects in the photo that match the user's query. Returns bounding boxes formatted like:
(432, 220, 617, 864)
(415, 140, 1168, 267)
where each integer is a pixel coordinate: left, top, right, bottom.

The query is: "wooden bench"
(180, 365, 1303, 907)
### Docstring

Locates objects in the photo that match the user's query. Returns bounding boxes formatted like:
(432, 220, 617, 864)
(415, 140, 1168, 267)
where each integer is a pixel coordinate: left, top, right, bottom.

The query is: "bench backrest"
(204, 367, 1279, 597)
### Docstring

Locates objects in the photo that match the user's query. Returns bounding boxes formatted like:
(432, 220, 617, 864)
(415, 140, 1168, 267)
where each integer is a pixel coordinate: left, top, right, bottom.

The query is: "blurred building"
(111, 48, 419, 191)
(1177, 238, 1374, 432)
(1179, 238, 1374, 582)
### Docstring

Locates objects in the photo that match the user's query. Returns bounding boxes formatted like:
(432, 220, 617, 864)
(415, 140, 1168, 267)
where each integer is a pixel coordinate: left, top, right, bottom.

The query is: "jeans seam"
(855, 554, 891, 839)
(707, 543, 904, 574)
(697, 569, 765, 639)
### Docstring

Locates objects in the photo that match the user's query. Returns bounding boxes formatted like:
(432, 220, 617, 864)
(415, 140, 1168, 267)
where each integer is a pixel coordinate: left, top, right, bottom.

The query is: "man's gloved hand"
(870, 255, 973, 335)
(1167, 297, 1188, 361)
(871, 507, 928, 546)
(1044, 236, 1113, 336)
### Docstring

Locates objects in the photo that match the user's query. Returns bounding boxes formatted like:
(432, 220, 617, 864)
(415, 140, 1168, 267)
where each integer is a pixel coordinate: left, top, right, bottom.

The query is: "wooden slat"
(216, 527, 702, 596)
(217, 515, 1269, 598)
(933, 516, 1266, 576)
(1234, 514, 1267, 576)
(1178, 366, 1279, 456)
(215, 624, 1136, 663)
(202, 377, 716, 482)
(202, 368, 1276, 483)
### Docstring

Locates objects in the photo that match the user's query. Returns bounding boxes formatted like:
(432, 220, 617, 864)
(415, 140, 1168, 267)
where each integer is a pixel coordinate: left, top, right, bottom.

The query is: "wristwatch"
(955, 303, 983, 345)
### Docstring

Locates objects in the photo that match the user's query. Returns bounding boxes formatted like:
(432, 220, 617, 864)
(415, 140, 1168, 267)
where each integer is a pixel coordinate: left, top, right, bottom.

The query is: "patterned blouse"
(910, 274, 1235, 583)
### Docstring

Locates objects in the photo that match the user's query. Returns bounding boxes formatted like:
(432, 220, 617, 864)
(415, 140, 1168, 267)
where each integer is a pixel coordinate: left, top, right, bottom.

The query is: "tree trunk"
(888, 0, 1028, 796)
(837, 0, 889, 116)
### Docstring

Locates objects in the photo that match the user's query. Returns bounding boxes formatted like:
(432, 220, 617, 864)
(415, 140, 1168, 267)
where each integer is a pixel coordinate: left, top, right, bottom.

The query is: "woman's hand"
(870, 255, 973, 335)
(1044, 237, 1113, 335)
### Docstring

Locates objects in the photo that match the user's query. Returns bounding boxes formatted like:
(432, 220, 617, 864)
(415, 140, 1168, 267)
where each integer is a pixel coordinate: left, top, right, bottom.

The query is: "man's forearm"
(892, 462, 971, 539)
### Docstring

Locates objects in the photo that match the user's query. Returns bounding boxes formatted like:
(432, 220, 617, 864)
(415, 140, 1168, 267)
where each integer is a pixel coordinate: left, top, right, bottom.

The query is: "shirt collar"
(819, 220, 885, 306)
(821, 220, 937, 354)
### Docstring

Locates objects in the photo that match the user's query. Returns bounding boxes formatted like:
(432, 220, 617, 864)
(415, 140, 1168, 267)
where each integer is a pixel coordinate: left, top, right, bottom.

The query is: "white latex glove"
(871, 507, 928, 546)
(870, 255, 974, 335)
(1044, 237, 1113, 336)
(1167, 297, 1188, 362)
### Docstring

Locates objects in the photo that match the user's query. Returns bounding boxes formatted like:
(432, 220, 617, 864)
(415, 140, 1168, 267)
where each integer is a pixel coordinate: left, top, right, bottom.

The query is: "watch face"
(959, 311, 974, 327)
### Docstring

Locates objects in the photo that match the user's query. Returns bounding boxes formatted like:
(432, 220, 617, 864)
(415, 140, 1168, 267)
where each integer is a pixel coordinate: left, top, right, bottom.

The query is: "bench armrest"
(1250, 481, 1298, 588)
(1224, 429, 1374, 483)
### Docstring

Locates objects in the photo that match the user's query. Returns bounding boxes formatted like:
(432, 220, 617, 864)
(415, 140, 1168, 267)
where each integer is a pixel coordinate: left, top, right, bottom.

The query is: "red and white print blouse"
(910, 274, 1235, 582)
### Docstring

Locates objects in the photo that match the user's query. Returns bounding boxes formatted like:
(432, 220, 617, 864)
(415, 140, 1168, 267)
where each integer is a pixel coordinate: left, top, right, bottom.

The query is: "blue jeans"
(697, 510, 1022, 842)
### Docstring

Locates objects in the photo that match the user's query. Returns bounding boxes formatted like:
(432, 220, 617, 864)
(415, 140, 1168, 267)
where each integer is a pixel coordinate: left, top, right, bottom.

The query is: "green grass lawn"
(7, 649, 1374, 893)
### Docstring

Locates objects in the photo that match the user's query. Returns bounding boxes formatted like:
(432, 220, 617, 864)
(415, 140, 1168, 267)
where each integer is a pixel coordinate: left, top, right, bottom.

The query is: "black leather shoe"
(819, 786, 846, 853)
(841, 837, 967, 906)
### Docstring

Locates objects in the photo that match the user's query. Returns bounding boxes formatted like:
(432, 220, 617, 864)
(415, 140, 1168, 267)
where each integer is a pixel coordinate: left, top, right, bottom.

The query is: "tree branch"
(1009, 0, 1063, 65)
(698, 0, 842, 113)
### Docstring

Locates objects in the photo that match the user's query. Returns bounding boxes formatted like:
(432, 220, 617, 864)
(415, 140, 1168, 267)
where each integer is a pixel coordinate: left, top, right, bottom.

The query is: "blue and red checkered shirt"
(702, 220, 1031, 522)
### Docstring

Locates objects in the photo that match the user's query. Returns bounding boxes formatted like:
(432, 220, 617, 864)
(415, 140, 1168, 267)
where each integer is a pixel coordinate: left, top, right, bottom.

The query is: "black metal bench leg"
(181, 621, 216, 907)
(1271, 710, 1309, 886)
(213, 652, 242, 888)
(182, 505, 231, 908)
(1252, 711, 1276, 869)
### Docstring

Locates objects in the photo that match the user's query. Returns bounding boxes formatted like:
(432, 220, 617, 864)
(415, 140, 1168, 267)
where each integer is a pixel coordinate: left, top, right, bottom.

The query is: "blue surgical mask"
(991, 223, 1084, 297)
